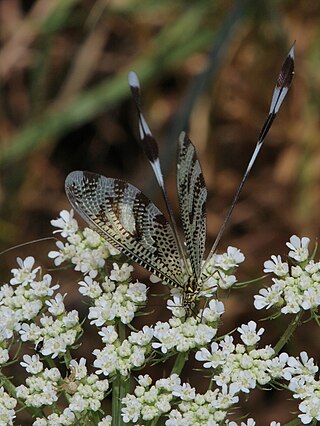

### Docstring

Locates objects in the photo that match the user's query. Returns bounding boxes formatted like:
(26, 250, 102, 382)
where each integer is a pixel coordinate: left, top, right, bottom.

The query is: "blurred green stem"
(1, 2, 251, 166)
(274, 312, 302, 354)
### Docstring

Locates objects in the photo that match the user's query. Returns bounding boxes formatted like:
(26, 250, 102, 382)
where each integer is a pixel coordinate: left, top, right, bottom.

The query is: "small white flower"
(152, 322, 176, 354)
(62, 310, 79, 328)
(238, 420, 255, 426)
(172, 382, 196, 401)
(98, 415, 112, 426)
(220, 335, 235, 354)
(78, 276, 102, 298)
(48, 240, 77, 266)
(99, 326, 118, 344)
(210, 247, 245, 271)
(0, 387, 17, 425)
(253, 285, 282, 310)
(301, 287, 320, 310)
(20, 354, 43, 374)
(29, 274, 59, 298)
(126, 281, 148, 303)
(0, 348, 9, 365)
(266, 352, 289, 378)
(89, 296, 116, 326)
(19, 322, 42, 342)
(299, 395, 320, 424)
(167, 295, 185, 318)
(17, 368, 60, 407)
(51, 209, 78, 237)
(202, 299, 225, 322)
(41, 336, 68, 358)
(121, 394, 142, 423)
(216, 384, 239, 409)
(195, 342, 223, 368)
(93, 346, 118, 376)
(130, 345, 146, 368)
(45, 293, 66, 316)
(110, 263, 133, 282)
(284, 351, 318, 380)
(217, 273, 237, 290)
(72, 247, 105, 275)
(286, 235, 310, 262)
(226, 246, 245, 265)
(128, 326, 154, 346)
(10, 257, 40, 286)
(33, 418, 47, 426)
(237, 321, 264, 346)
(264, 255, 289, 276)
(137, 374, 152, 387)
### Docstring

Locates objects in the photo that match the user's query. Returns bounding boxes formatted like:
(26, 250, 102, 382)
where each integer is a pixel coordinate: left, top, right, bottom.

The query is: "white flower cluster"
(121, 373, 240, 425)
(32, 409, 75, 426)
(19, 292, 81, 358)
(92, 300, 223, 376)
(18, 356, 109, 425)
(4, 207, 319, 426)
(254, 235, 320, 314)
(280, 351, 320, 424)
(83, 264, 147, 325)
(64, 358, 109, 414)
(16, 359, 61, 407)
(49, 210, 120, 276)
(93, 325, 153, 377)
(195, 321, 277, 393)
(50, 211, 147, 324)
(0, 387, 17, 426)
(0, 256, 60, 363)
(153, 299, 223, 354)
(202, 246, 245, 290)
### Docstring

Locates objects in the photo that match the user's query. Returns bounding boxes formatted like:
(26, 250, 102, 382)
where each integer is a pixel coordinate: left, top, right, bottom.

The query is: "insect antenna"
(128, 71, 190, 273)
(0, 237, 58, 256)
(204, 43, 295, 266)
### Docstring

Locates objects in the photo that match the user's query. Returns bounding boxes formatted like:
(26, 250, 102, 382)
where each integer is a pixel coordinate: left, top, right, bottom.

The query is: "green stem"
(46, 357, 56, 369)
(118, 321, 126, 342)
(148, 352, 189, 426)
(171, 351, 188, 375)
(112, 372, 129, 426)
(274, 312, 302, 354)
(111, 322, 129, 426)
(148, 418, 161, 426)
(63, 350, 73, 367)
(0, 373, 18, 398)
(89, 411, 102, 424)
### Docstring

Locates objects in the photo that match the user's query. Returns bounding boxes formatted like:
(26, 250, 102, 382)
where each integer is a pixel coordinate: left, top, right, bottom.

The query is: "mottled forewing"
(65, 171, 184, 288)
(177, 133, 207, 278)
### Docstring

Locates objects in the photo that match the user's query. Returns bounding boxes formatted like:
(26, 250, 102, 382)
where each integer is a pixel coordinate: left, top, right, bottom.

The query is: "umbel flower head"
(254, 235, 320, 314)
(2, 204, 320, 425)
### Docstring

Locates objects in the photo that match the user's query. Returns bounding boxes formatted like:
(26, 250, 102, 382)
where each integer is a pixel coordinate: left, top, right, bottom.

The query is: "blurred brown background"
(1, 0, 320, 424)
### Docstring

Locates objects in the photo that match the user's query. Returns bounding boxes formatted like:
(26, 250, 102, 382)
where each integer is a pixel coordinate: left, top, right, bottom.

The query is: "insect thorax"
(183, 276, 201, 315)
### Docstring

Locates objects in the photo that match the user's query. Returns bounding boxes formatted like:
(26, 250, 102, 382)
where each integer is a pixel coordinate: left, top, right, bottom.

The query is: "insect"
(65, 46, 294, 315)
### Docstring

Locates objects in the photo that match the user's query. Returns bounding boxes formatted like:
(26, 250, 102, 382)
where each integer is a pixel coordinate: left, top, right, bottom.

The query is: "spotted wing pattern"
(65, 171, 185, 288)
(177, 133, 207, 279)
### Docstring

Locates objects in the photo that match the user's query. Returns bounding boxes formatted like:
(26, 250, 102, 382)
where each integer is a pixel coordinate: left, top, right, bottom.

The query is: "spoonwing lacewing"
(65, 46, 294, 315)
